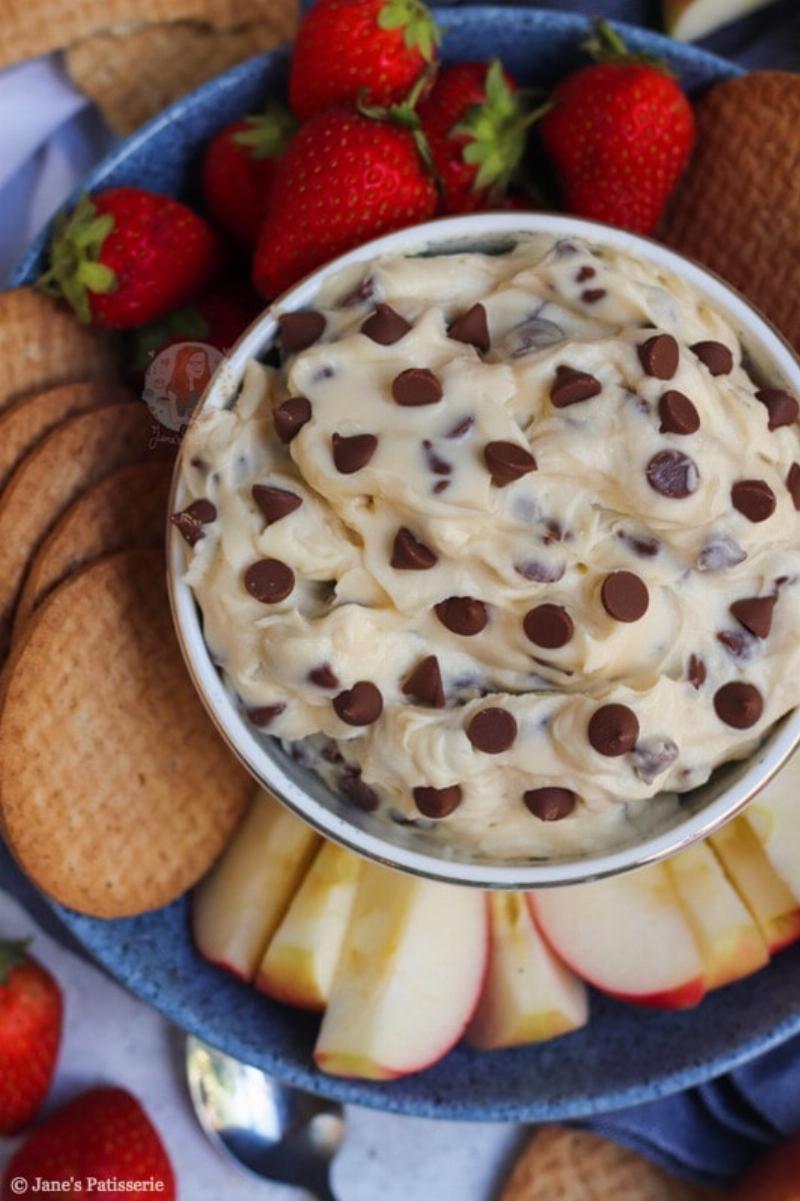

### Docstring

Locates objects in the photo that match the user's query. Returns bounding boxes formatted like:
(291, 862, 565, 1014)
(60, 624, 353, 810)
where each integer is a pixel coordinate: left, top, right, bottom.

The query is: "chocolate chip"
(688, 655, 707, 690)
(732, 479, 776, 523)
(581, 288, 606, 303)
(730, 595, 776, 639)
(484, 440, 537, 487)
(714, 682, 763, 729)
(588, 704, 639, 756)
(691, 341, 733, 376)
(392, 367, 443, 407)
(515, 559, 565, 583)
(339, 771, 379, 812)
(576, 265, 595, 282)
(247, 702, 285, 727)
(332, 432, 378, 473)
(252, 485, 302, 525)
(717, 630, 753, 661)
(639, 334, 679, 380)
(243, 558, 295, 603)
(523, 787, 576, 821)
(422, 440, 451, 475)
(646, 450, 699, 498)
(171, 498, 217, 546)
(697, 534, 746, 572)
(788, 463, 800, 510)
(550, 365, 602, 408)
(466, 707, 517, 754)
(756, 388, 799, 431)
(309, 663, 339, 689)
(601, 571, 649, 623)
(391, 527, 438, 569)
(446, 414, 475, 439)
(658, 391, 700, 435)
(401, 656, 445, 707)
(433, 480, 449, 494)
(278, 310, 326, 354)
(523, 604, 574, 649)
(333, 681, 383, 726)
(630, 738, 679, 784)
(361, 303, 411, 345)
(274, 396, 311, 443)
(617, 530, 660, 559)
(413, 785, 463, 819)
(435, 596, 488, 636)
(448, 303, 490, 353)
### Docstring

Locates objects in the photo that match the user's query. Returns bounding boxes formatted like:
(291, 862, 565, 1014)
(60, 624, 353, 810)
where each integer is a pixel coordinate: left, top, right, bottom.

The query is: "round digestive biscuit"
(500, 1127, 726, 1201)
(0, 288, 120, 411)
(0, 380, 134, 493)
(0, 402, 158, 657)
(0, 548, 251, 918)
(13, 459, 173, 635)
(660, 71, 800, 352)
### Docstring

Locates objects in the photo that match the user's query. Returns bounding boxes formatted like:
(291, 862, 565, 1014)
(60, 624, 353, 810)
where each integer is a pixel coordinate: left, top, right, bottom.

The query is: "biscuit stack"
(0, 289, 251, 918)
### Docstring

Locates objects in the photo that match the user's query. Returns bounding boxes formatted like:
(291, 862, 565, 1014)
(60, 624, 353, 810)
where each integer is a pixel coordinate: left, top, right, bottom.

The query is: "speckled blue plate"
(13, 8, 800, 1122)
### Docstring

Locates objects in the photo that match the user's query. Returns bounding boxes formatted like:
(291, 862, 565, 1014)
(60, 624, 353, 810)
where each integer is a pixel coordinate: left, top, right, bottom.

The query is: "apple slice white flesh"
(666, 841, 768, 991)
(530, 864, 705, 1009)
(193, 790, 320, 981)
(710, 817, 800, 953)
(663, 0, 777, 42)
(744, 752, 800, 905)
(314, 865, 489, 1080)
(256, 842, 364, 1010)
(466, 891, 588, 1051)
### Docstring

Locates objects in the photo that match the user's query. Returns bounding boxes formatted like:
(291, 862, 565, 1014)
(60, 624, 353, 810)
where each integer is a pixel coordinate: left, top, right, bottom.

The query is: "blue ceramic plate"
(13, 8, 800, 1122)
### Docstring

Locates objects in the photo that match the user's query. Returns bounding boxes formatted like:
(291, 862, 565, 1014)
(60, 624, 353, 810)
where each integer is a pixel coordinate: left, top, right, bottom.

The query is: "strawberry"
(202, 104, 297, 246)
(0, 941, 62, 1136)
(38, 187, 223, 330)
(253, 106, 437, 299)
(2, 1087, 175, 1200)
(290, 0, 440, 120)
(539, 21, 695, 235)
(418, 60, 533, 213)
(129, 277, 263, 375)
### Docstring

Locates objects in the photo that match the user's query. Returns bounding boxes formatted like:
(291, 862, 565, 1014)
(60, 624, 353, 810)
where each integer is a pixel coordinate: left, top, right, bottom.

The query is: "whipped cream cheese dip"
(173, 234, 800, 859)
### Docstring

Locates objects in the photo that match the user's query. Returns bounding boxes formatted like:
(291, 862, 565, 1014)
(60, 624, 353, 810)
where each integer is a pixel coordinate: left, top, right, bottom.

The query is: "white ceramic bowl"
(168, 213, 800, 889)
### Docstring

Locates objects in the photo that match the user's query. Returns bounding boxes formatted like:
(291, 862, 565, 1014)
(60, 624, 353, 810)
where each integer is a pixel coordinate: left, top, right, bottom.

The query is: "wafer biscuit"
(0, 381, 133, 494)
(13, 459, 173, 636)
(501, 1128, 726, 1201)
(0, 402, 157, 657)
(66, 14, 298, 134)
(0, 548, 251, 917)
(0, 289, 120, 412)
(660, 71, 800, 352)
(0, 0, 287, 69)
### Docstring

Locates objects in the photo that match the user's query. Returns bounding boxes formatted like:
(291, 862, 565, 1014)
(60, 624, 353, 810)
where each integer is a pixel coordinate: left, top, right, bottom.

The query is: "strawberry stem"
(0, 939, 30, 985)
(583, 18, 673, 74)
(231, 102, 297, 161)
(377, 0, 441, 61)
(452, 62, 549, 196)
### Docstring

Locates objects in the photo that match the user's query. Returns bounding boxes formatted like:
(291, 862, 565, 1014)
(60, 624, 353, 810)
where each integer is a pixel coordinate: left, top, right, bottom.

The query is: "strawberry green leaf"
(583, 19, 671, 73)
(129, 307, 211, 374)
(232, 102, 298, 161)
(0, 939, 30, 985)
(36, 192, 118, 324)
(377, 0, 441, 61)
(452, 61, 546, 195)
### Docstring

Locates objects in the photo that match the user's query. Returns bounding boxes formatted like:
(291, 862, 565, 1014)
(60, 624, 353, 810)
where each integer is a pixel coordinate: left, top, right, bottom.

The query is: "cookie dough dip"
(173, 233, 800, 860)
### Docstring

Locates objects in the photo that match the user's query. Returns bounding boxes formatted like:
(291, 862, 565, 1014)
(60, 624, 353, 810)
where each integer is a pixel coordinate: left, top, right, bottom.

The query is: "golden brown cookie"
(0, 289, 120, 411)
(660, 71, 800, 352)
(0, 402, 158, 657)
(0, 548, 251, 917)
(13, 459, 173, 636)
(0, 380, 134, 494)
(501, 1128, 727, 1201)
(65, 11, 298, 134)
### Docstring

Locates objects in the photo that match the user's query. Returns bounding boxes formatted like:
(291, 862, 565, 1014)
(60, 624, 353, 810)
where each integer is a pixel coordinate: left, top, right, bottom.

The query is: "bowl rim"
(168, 211, 800, 889)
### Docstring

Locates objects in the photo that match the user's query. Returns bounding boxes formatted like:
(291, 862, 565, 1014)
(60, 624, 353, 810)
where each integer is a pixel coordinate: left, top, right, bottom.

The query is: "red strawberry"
(290, 0, 440, 119)
(202, 104, 297, 246)
(418, 60, 532, 213)
(2, 1087, 175, 1201)
(129, 277, 263, 375)
(540, 21, 695, 235)
(253, 106, 437, 299)
(38, 187, 223, 330)
(0, 941, 62, 1137)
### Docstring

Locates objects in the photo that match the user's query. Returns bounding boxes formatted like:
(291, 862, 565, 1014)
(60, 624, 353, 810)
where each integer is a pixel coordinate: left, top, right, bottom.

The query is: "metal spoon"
(186, 1035, 344, 1199)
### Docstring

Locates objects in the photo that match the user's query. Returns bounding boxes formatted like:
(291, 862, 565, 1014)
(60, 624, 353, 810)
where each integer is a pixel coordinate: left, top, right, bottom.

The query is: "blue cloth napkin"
(3, 0, 800, 1188)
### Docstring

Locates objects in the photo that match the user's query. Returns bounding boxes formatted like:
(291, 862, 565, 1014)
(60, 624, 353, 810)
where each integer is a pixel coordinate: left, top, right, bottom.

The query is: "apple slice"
(744, 753, 800, 905)
(665, 841, 768, 991)
(256, 842, 364, 1010)
(710, 817, 800, 953)
(192, 790, 320, 980)
(663, 0, 777, 43)
(314, 865, 488, 1080)
(466, 891, 588, 1051)
(530, 864, 705, 1009)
